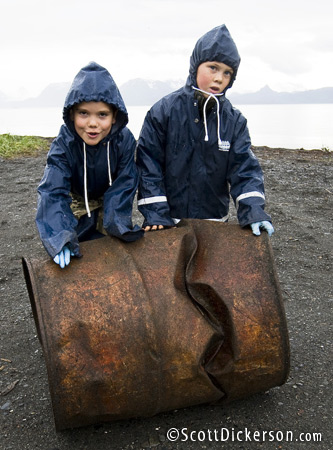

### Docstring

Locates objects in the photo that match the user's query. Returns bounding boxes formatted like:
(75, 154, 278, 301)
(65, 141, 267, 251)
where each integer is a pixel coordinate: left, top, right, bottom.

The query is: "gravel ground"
(0, 146, 332, 449)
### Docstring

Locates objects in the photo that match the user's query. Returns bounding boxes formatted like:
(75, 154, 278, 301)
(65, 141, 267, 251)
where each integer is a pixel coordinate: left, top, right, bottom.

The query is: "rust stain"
(22, 219, 289, 430)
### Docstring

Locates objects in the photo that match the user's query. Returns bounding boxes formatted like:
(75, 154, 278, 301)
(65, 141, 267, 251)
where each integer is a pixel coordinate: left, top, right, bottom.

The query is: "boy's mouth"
(87, 132, 99, 138)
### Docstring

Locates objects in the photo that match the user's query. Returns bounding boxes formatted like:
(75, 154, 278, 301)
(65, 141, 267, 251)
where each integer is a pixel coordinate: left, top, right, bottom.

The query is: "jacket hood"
(63, 62, 128, 137)
(186, 24, 241, 91)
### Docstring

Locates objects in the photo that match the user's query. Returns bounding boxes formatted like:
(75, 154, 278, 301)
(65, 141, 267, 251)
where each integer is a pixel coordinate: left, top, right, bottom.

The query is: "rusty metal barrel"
(22, 219, 289, 430)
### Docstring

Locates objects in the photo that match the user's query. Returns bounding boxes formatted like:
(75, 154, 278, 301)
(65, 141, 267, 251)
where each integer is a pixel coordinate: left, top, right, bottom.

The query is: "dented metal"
(22, 219, 289, 430)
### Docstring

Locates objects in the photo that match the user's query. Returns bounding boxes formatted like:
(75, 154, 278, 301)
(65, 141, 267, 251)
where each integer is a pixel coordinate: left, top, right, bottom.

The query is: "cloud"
(1, 0, 333, 98)
(309, 31, 333, 53)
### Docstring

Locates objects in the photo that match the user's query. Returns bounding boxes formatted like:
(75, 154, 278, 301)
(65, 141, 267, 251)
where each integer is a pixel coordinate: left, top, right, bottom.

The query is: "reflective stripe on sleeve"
(137, 196, 168, 206)
(235, 191, 265, 209)
(207, 215, 229, 222)
(172, 215, 229, 224)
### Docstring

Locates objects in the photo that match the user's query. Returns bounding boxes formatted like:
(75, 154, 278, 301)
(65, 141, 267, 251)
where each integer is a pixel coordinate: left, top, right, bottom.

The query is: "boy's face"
(71, 101, 116, 145)
(196, 61, 233, 96)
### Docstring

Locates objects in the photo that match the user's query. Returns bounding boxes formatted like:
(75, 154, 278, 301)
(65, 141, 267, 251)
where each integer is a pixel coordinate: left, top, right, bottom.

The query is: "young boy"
(136, 25, 274, 237)
(36, 62, 143, 268)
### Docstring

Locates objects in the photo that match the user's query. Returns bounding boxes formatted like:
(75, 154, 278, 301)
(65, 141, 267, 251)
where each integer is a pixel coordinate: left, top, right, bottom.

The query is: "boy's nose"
(214, 72, 223, 83)
(88, 117, 98, 127)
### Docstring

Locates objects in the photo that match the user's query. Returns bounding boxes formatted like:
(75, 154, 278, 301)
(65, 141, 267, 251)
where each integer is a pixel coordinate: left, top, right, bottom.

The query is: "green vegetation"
(0, 134, 50, 159)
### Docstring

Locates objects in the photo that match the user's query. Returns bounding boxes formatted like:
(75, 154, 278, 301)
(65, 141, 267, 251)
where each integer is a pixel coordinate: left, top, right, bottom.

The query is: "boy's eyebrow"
(74, 105, 87, 112)
(209, 62, 234, 72)
(98, 109, 113, 114)
(75, 106, 112, 113)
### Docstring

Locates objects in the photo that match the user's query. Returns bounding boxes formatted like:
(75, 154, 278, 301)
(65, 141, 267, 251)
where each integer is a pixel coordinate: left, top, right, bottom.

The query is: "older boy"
(36, 62, 143, 268)
(136, 25, 274, 237)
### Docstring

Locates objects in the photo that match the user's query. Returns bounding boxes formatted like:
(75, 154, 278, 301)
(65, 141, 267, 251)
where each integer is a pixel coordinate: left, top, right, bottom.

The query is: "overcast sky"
(1, 0, 333, 99)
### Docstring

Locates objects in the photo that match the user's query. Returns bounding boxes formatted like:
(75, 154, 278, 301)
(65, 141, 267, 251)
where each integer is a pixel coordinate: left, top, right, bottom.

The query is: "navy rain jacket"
(136, 25, 272, 228)
(36, 62, 143, 259)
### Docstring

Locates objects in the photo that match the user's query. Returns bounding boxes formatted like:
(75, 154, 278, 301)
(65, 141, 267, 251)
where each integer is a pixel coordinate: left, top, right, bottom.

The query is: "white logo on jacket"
(218, 140, 230, 151)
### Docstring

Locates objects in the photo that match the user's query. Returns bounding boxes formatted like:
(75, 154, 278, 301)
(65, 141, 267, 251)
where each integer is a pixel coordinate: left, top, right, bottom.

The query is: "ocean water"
(0, 104, 332, 150)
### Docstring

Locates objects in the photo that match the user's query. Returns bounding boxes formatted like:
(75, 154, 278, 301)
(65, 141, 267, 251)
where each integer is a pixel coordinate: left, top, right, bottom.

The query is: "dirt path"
(0, 147, 332, 449)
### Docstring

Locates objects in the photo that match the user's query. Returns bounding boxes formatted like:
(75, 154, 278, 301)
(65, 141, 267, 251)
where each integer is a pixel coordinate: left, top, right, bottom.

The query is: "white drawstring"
(83, 142, 91, 217)
(192, 87, 224, 150)
(107, 141, 112, 186)
(83, 141, 112, 218)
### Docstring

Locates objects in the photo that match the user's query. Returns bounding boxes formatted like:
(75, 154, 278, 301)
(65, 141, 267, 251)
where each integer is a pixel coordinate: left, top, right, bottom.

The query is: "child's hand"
(53, 245, 74, 268)
(143, 225, 165, 232)
(250, 221, 274, 237)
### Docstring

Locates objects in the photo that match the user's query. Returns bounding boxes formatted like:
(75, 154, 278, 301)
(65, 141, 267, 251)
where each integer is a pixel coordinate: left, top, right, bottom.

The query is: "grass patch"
(0, 133, 50, 159)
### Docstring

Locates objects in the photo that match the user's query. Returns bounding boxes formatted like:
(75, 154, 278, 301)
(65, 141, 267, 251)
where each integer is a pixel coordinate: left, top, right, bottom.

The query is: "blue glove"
(53, 245, 74, 269)
(250, 221, 274, 237)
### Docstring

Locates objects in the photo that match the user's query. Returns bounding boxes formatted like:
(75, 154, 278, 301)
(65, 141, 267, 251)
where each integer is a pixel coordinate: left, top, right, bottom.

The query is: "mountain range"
(1, 80, 333, 107)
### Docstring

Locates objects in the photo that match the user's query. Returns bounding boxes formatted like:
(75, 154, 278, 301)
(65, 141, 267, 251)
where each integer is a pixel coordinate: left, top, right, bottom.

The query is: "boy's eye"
(224, 71, 232, 78)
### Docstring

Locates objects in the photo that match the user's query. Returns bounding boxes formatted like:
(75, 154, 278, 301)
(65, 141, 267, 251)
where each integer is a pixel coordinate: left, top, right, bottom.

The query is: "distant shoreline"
(1, 82, 333, 108)
(31, 137, 333, 152)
